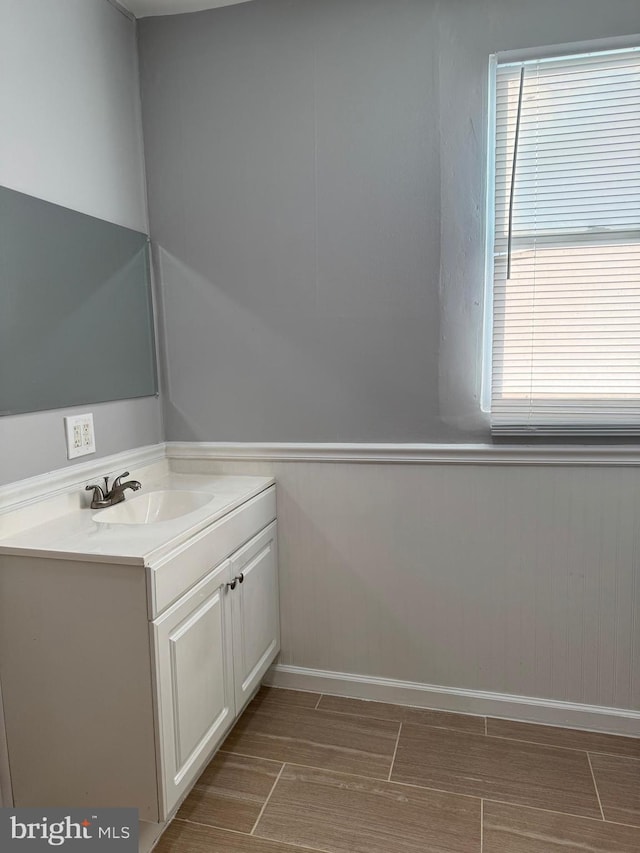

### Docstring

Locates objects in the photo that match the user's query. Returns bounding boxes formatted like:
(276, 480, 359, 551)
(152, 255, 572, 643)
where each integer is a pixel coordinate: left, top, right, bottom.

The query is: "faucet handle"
(85, 483, 106, 502)
(111, 471, 130, 490)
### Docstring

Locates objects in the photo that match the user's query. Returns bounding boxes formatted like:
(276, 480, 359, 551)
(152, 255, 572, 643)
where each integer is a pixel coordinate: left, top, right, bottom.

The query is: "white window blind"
(488, 46, 640, 435)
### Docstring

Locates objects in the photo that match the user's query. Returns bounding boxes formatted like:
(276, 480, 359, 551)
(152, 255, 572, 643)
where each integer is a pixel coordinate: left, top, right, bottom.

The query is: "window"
(484, 44, 640, 434)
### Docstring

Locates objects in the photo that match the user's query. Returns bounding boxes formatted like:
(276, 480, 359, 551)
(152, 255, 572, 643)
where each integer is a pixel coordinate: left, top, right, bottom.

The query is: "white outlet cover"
(64, 413, 96, 460)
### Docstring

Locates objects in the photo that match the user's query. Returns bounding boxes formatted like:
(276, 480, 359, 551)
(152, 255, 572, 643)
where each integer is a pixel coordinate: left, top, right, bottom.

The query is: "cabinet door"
(153, 559, 235, 818)
(230, 522, 280, 713)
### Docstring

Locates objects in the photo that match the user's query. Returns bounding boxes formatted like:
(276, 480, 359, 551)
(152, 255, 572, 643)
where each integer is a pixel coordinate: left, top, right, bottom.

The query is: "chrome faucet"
(86, 471, 142, 509)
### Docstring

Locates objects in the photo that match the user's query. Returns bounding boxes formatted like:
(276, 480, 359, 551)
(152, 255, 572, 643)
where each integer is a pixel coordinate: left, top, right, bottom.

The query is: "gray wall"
(139, 0, 640, 443)
(0, 0, 163, 486)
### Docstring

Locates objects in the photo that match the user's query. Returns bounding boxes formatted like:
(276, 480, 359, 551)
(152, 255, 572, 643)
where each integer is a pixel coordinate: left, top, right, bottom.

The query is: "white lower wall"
(169, 446, 640, 719)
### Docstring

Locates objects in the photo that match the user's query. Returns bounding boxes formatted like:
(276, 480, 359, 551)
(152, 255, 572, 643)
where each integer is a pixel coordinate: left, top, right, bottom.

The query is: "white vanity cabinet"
(0, 480, 279, 823)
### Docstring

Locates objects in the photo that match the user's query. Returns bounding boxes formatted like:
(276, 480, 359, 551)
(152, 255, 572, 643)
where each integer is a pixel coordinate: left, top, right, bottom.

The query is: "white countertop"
(0, 472, 274, 566)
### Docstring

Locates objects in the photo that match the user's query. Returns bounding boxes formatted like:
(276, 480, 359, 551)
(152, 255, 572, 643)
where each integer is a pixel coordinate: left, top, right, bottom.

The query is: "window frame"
(481, 34, 640, 425)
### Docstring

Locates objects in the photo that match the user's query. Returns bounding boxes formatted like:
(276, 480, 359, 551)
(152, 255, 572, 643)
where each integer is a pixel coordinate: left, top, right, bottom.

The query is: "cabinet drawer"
(148, 486, 276, 617)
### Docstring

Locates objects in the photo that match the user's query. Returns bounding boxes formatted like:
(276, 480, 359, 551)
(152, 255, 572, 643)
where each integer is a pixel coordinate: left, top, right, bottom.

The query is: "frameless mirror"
(0, 186, 158, 416)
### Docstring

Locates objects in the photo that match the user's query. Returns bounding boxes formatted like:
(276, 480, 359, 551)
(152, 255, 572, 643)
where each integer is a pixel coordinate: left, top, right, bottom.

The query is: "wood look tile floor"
(154, 688, 640, 853)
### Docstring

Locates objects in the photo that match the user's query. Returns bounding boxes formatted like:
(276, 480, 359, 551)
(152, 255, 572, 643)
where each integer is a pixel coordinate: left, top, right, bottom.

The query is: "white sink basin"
(93, 490, 214, 525)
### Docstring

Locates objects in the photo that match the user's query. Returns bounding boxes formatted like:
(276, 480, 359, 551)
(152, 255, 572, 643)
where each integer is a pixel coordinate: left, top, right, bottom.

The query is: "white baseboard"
(265, 664, 640, 737)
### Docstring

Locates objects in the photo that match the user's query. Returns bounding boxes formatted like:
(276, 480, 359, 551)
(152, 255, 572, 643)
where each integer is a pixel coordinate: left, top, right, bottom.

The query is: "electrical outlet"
(64, 413, 96, 460)
(73, 424, 83, 449)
